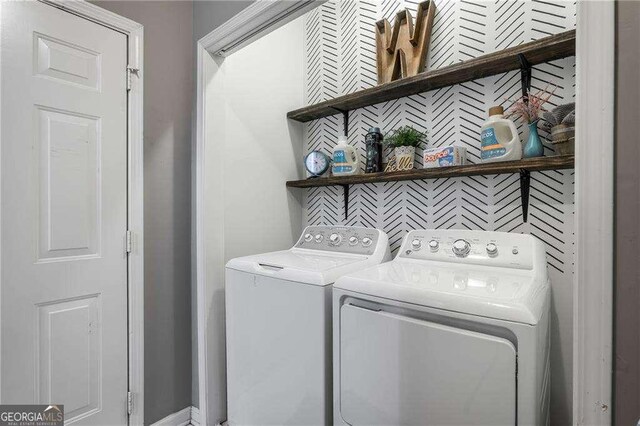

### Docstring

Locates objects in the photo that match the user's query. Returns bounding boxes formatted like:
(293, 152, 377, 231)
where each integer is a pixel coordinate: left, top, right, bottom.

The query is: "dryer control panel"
(398, 229, 545, 271)
(294, 226, 382, 256)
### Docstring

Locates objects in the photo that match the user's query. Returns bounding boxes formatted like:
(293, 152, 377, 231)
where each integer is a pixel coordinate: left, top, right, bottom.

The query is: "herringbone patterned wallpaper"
(302, 1, 576, 420)
(303, 0, 575, 269)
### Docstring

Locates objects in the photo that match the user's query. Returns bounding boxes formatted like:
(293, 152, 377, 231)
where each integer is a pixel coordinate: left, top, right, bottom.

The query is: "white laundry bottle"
(480, 106, 522, 163)
(332, 135, 360, 175)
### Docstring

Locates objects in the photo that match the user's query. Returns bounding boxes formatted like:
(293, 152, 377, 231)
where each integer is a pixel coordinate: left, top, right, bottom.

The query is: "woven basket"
(550, 124, 575, 155)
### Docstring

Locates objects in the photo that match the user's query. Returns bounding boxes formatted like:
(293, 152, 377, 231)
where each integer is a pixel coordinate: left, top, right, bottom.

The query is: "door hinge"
(126, 230, 132, 254)
(127, 391, 134, 415)
(126, 66, 138, 91)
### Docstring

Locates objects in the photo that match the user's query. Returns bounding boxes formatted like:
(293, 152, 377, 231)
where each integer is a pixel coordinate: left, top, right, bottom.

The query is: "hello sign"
(384, 156, 414, 172)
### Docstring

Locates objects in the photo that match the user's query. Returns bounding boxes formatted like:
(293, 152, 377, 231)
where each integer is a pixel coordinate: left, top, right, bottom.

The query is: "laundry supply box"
(423, 145, 467, 168)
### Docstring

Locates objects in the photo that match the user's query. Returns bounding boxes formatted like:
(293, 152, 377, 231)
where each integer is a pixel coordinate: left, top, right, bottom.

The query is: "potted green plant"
(384, 125, 427, 169)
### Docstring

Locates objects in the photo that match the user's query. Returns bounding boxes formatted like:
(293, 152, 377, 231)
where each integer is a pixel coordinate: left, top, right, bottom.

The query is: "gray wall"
(193, 1, 254, 42)
(89, 2, 194, 424)
(614, 1, 640, 424)
(191, 0, 254, 409)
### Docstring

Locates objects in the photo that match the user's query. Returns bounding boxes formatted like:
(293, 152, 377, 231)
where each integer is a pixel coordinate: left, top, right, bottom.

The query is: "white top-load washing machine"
(225, 225, 390, 426)
(333, 229, 550, 426)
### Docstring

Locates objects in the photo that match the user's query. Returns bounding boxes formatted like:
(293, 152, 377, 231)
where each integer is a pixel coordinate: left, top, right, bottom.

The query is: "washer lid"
(226, 249, 370, 286)
(334, 259, 549, 324)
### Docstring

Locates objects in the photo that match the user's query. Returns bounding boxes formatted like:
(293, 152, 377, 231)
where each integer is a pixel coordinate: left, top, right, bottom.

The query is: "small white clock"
(304, 151, 331, 177)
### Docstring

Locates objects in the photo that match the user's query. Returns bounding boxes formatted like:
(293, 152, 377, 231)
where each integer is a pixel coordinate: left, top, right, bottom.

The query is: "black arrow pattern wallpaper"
(302, 0, 575, 422)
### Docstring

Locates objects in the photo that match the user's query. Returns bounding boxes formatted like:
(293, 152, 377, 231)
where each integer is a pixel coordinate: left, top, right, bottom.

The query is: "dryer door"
(339, 304, 516, 425)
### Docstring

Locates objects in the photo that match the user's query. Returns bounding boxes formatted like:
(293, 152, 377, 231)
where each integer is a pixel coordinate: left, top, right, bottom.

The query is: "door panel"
(37, 295, 101, 419)
(339, 304, 517, 426)
(1, 2, 128, 425)
(34, 32, 101, 90)
(38, 107, 100, 260)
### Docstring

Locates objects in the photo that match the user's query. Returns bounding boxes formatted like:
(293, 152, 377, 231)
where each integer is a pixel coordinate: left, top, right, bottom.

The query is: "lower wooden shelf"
(286, 155, 574, 188)
(286, 155, 575, 222)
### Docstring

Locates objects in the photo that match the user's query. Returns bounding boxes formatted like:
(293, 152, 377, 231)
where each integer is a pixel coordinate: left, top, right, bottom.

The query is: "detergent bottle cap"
(488, 106, 504, 117)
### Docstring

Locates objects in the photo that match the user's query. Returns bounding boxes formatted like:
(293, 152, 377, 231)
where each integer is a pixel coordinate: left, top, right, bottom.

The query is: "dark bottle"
(365, 127, 383, 173)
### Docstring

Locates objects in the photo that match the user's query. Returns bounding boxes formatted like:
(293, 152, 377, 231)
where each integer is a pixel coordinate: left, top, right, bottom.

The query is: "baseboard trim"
(150, 406, 192, 426)
(190, 406, 200, 426)
(189, 406, 227, 426)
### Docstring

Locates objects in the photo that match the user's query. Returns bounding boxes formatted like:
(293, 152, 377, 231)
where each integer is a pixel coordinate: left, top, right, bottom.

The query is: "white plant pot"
(394, 146, 416, 169)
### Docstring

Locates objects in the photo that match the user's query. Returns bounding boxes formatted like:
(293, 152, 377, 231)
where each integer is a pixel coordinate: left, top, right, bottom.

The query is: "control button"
(362, 237, 373, 247)
(512, 248, 519, 255)
(428, 240, 439, 252)
(349, 236, 359, 246)
(486, 243, 498, 257)
(452, 239, 471, 257)
(304, 233, 313, 242)
(411, 239, 422, 250)
(314, 234, 324, 243)
(329, 233, 342, 246)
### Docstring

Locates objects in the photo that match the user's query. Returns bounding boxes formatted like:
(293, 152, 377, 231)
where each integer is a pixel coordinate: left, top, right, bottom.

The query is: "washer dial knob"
(314, 234, 323, 243)
(349, 236, 359, 246)
(329, 233, 342, 246)
(304, 233, 313, 242)
(362, 237, 373, 247)
(411, 239, 422, 250)
(452, 239, 471, 257)
(486, 243, 498, 257)
(428, 240, 439, 252)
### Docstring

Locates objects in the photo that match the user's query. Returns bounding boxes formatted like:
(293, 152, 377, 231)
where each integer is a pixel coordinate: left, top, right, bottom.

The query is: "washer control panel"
(398, 229, 537, 270)
(295, 226, 381, 255)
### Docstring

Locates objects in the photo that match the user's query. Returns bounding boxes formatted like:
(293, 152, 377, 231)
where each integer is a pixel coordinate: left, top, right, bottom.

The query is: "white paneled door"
(1, 2, 128, 424)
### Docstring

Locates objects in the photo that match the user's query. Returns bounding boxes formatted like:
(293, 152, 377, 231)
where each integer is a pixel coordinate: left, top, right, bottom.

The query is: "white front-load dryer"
(225, 225, 390, 426)
(333, 229, 550, 426)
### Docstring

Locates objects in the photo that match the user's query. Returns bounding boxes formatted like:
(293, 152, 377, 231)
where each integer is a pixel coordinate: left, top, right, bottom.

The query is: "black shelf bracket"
(334, 108, 350, 221)
(332, 108, 350, 137)
(518, 54, 532, 222)
(520, 169, 531, 222)
(518, 53, 532, 101)
(342, 184, 350, 221)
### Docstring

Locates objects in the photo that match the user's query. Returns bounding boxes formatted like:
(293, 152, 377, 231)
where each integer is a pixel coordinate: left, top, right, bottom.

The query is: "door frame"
(0, 1, 145, 425)
(573, 1, 615, 425)
(195, 1, 616, 426)
(195, 2, 322, 424)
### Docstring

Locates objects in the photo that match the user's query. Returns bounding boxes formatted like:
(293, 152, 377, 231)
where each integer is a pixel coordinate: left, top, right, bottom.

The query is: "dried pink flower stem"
(505, 86, 556, 124)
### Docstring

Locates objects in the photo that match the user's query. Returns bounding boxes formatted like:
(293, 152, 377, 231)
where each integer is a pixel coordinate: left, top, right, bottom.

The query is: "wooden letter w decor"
(375, 0, 436, 84)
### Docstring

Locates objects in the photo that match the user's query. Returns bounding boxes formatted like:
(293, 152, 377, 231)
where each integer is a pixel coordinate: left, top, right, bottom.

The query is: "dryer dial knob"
(362, 237, 373, 247)
(452, 239, 471, 257)
(304, 233, 313, 242)
(329, 233, 342, 246)
(411, 239, 422, 250)
(314, 234, 323, 243)
(486, 243, 498, 257)
(349, 236, 359, 246)
(428, 240, 439, 251)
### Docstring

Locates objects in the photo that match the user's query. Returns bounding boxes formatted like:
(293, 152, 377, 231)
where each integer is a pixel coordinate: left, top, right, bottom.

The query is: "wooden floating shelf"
(287, 30, 575, 123)
(286, 155, 575, 188)
(288, 155, 574, 222)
